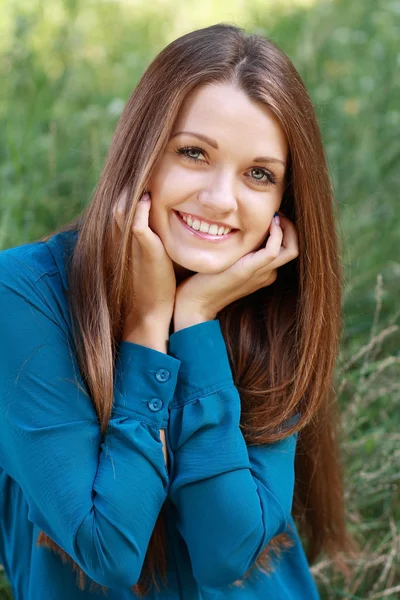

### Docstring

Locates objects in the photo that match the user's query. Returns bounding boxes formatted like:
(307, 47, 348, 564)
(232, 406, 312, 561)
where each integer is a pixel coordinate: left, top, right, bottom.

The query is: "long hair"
(36, 23, 359, 596)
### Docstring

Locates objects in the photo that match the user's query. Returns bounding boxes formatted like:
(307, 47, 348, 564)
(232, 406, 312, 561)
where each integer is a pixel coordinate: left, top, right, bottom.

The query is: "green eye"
(175, 146, 278, 187)
(175, 146, 205, 163)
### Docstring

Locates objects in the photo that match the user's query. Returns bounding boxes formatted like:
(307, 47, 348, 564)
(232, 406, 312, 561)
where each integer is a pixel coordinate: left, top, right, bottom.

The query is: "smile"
(173, 210, 237, 242)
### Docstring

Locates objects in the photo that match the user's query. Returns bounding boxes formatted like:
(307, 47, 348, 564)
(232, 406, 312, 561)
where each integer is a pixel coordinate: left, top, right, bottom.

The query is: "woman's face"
(147, 82, 288, 278)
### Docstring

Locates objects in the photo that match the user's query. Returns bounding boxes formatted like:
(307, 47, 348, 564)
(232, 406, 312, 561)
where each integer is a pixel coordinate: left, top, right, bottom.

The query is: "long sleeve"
(0, 252, 181, 590)
(167, 319, 298, 589)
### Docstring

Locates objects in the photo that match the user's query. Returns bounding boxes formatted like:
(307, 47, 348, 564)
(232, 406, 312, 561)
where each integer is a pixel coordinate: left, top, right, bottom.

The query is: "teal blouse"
(0, 230, 320, 599)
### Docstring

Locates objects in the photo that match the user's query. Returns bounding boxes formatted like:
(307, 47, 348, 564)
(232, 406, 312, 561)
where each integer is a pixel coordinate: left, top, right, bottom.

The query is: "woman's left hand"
(173, 211, 299, 331)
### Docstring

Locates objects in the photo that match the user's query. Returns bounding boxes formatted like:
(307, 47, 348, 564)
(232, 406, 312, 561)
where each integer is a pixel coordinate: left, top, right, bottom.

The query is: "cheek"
(253, 229, 270, 251)
(245, 207, 272, 242)
(147, 172, 175, 224)
(149, 157, 185, 198)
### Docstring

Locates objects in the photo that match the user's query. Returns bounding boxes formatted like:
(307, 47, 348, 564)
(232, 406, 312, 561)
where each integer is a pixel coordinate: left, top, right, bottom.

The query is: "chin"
(173, 256, 233, 275)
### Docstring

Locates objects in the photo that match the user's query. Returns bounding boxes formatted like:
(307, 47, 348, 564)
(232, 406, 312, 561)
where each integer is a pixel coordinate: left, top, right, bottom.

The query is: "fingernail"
(273, 211, 280, 225)
(141, 192, 150, 201)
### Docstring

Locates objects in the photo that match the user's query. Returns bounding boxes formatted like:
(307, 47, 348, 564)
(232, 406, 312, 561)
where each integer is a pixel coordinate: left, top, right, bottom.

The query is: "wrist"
(173, 308, 216, 333)
(123, 314, 171, 353)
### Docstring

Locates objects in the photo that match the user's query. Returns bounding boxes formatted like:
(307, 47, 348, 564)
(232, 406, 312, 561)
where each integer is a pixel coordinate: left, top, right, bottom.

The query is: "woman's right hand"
(112, 190, 177, 332)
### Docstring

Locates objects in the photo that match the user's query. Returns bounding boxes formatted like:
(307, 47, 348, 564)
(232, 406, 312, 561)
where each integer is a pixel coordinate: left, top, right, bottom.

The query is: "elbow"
(192, 513, 289, 589)
(193, 555, 253, 589)
(73, 520, 143, 590)
(72, 547, 142, 590)
(192, 561, 244, 589)
(191, 535, 257, 589)
(88, 563, 140, 590)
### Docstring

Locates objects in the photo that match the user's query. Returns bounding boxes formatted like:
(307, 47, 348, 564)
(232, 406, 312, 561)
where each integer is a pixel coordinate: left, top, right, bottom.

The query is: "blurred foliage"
(0, 0, 399, 598)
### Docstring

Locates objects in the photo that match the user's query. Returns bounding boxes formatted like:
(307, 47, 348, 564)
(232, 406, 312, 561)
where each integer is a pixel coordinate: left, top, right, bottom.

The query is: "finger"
(131, 194, 167, 260)
(131, 193, 151, 238)
(260, 215, 299, 271)
(276, 213, 299, 257)
(248, 215, 283, 272)
(266, 214, 284, 253)
(275, 212, 299, 250)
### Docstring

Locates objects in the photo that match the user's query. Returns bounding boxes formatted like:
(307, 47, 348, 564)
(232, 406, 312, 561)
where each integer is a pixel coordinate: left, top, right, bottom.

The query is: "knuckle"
(267, 248, 280, 261)
(132, 224, 147, 236)
(258, 269, 277, 286)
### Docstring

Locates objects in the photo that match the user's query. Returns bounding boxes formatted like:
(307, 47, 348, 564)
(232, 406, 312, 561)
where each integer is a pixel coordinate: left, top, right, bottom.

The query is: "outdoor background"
(0, 0, 399, 598)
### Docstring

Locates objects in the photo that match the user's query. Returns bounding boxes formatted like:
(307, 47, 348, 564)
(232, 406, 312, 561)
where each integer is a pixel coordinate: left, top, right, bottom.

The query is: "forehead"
(172, 83, 288, 160)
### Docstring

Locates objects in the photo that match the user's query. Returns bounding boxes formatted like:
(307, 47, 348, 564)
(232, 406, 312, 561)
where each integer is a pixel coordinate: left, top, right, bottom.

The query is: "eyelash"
(174, 145, 278, 187)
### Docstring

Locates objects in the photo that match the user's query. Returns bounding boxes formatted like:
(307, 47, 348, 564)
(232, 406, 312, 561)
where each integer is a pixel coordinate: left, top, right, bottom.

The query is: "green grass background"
(0, 0, 399, 598)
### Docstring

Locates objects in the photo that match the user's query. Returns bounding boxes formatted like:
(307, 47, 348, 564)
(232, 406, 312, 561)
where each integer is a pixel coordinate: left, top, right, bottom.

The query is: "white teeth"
(179, 212, 232, 235)
(192, 219, 201, 230)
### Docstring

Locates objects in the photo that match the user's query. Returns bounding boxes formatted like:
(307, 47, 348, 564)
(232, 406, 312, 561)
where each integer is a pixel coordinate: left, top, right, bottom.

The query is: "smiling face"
(147, 82, 288, 278)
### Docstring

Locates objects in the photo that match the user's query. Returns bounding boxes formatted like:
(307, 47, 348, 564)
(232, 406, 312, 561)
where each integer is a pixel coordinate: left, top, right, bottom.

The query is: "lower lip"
(173, 211, 237, 242)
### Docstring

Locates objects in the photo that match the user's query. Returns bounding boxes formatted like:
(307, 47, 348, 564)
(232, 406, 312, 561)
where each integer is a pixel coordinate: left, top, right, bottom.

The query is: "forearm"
(167, 319, 297, 588)
(122, 314, 171, 470)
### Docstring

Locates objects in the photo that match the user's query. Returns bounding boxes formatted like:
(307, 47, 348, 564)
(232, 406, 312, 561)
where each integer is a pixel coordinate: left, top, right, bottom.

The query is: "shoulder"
(0, 228, 78, 285)
(0, 238, 55, 285)
(0, 230, 78, 331)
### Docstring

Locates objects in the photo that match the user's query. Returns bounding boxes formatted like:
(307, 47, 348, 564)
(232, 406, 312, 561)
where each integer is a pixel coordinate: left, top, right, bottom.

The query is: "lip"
(173, 210, 238, 242)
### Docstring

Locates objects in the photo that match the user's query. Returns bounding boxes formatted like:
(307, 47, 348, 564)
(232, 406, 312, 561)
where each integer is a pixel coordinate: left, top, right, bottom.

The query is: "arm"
(167, 318, 298, 589)
(0, 253, 180, 589)
(122, 320, 170, 470)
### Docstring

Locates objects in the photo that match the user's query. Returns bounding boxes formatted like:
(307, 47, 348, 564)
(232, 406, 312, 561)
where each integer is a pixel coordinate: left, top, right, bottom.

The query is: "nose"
(197, 172, 238, 216)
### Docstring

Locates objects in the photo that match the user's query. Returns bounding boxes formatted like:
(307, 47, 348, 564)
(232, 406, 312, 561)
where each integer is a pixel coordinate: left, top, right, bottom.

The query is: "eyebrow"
(171, 131, 286, 166)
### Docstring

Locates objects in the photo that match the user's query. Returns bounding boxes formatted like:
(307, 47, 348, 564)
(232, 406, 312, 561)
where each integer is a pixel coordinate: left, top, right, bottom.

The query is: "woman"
(0, 23, 358, 599)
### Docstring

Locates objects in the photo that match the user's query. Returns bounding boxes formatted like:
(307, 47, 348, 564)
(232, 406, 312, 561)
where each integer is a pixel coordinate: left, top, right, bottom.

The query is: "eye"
(174, 145, 206, 164)
(174, 145, 278, 188)
(248, 167, 278, 188)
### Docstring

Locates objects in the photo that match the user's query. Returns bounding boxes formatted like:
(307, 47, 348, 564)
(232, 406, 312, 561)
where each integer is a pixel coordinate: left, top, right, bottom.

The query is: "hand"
(174, 212, 299, 328)
(112, 189, 177, 330)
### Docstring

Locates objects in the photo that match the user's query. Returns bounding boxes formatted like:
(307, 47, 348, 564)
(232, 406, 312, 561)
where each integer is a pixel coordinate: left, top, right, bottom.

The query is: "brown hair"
(37, 23, 359, 596)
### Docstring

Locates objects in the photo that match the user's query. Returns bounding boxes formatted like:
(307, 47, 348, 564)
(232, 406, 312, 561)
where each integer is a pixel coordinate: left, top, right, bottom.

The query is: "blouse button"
(148, 398, 163, 412)
(155, 368, 170, 382)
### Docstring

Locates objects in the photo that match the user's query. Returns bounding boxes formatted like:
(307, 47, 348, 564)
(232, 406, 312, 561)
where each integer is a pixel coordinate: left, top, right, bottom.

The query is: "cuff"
(168, 319, 234, 407)
(113, 341, 181, 427)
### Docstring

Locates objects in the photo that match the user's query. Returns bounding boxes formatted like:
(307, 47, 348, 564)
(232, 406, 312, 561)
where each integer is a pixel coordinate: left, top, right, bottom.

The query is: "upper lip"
(176, 210, 237, 230)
